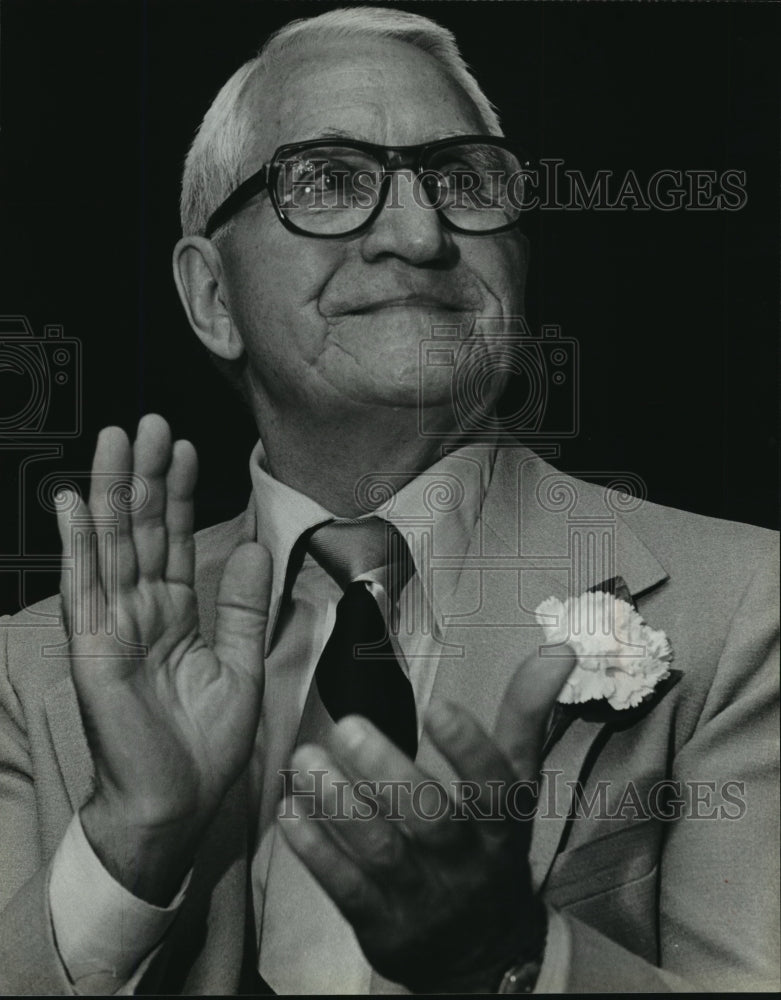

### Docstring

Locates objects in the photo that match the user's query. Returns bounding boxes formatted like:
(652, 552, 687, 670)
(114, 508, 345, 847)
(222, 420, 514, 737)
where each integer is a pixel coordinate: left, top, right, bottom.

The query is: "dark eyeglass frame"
(203, 134, 531, 239)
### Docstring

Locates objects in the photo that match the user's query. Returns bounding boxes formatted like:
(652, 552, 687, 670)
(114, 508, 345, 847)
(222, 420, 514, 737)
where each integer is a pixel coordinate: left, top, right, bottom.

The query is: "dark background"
(1, 0, 778, 615)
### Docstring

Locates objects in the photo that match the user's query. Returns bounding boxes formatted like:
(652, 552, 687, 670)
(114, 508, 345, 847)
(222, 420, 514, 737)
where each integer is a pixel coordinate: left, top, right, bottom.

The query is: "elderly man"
(0, 6, 778, 995)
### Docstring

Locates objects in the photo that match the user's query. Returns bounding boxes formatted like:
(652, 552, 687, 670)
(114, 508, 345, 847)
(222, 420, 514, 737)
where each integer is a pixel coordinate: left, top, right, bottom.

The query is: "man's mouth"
(346, 295, 473, 315)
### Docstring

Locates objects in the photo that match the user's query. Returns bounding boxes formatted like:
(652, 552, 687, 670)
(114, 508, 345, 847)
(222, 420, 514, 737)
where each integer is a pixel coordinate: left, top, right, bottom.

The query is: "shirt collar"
(249, 440, 333, 652)
(377, 445, 497, 627)
(249, 439, 498, 653)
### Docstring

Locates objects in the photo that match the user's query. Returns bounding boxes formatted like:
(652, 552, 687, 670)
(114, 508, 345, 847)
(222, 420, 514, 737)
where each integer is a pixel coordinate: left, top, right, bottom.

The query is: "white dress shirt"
(48, 440, 568, 994)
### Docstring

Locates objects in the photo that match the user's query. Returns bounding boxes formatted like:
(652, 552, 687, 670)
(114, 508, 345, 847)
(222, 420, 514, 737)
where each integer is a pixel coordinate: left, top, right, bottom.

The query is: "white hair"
(179, 6, 503, 238)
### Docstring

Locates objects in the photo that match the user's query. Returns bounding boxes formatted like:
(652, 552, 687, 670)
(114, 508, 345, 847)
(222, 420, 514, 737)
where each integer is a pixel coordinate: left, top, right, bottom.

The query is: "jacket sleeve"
(559, 539, 780, 992)
(0, 616, 74, 993)
(0, 615, 187, 996)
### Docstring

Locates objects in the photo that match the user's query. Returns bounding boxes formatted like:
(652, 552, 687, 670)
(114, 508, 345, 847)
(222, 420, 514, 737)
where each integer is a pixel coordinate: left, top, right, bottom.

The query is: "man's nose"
(359, 170, 455, 266)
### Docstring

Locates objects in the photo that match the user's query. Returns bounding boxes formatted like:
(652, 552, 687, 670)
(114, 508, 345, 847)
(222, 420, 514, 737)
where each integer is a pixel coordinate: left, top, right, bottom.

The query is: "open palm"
(56, 415, 270, 892)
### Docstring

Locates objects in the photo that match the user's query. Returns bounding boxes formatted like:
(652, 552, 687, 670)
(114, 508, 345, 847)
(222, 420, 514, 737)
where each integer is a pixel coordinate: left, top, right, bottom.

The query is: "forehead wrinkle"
(282, 114, 386, 146)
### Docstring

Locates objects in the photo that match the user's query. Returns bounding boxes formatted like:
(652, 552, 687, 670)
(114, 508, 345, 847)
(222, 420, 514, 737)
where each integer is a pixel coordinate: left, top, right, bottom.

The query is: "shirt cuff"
(533, 907, 571, 993)
(49, 811, 189, 994)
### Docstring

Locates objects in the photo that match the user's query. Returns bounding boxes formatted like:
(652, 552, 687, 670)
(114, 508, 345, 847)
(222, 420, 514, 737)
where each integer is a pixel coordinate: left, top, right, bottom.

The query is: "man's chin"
(317, 369, 450, 418)
(323, 311, 472, 390)
(334, 379, 434, 411)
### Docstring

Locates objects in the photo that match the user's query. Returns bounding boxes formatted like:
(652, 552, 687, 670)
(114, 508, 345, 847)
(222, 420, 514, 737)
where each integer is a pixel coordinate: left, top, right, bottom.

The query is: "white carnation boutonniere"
(534, 589, 673, 711)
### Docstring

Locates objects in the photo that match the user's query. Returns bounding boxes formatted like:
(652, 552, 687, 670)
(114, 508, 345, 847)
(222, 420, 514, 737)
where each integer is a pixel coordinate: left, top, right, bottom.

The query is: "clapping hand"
(279, 648, 575, 993)
(56, 415, 271, 903)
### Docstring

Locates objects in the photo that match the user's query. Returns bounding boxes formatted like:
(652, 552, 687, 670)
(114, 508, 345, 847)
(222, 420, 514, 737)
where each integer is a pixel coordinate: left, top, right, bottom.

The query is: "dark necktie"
(308, 518, 418, 758)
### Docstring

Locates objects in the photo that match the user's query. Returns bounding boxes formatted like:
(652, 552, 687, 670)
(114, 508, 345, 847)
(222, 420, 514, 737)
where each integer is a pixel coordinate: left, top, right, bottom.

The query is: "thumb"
(213, 542, 273, 691)
(494, 645, 576, 779)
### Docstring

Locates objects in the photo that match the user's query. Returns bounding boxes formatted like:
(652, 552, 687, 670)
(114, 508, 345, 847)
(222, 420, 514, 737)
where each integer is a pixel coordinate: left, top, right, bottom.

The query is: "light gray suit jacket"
(0, 448, 778, 993)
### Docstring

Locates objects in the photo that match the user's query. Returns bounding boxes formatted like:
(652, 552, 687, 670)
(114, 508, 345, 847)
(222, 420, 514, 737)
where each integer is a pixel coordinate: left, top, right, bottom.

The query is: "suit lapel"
(44, 673, 94, 813)
(419, 447, 670, 890)
(156, 771, 250, 995)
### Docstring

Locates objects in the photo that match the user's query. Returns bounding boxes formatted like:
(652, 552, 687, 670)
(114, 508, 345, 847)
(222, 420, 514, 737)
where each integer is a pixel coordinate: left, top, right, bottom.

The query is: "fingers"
(423, 700, 538, 852)
(327, 716, 422, 787)
(425, 699, 517, 793)
(56, 415, 201, 642)
(326, 717, 462, 850)
(213, 542, 272, 692)
(56, 489, 96, 637)
(493, 646, 577, 778)
(164, 439, 197, 586)
(279, 791, 387, 928)
(87, 426, 136, 593)
(287, 743, 413, 884)
(131, 414, 173, 581)
(79, 415, 198, 592)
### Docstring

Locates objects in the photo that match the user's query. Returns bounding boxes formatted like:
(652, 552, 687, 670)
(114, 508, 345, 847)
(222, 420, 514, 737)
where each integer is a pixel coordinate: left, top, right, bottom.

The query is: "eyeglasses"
(204, 134, 531, 239)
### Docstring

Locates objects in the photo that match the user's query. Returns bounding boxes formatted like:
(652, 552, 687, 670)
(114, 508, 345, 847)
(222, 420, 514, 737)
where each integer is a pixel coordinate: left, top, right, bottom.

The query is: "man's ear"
(172, 236, 244, 361)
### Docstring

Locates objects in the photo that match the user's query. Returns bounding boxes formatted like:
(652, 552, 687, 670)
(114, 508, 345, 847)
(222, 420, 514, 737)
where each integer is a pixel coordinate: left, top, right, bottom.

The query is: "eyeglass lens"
(274, 141, 527, 235)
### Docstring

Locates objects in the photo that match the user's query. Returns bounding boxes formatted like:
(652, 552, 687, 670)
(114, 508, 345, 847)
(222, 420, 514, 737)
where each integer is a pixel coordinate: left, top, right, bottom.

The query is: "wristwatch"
(495, 904, 548, 994)
(496, 955, 544, 994)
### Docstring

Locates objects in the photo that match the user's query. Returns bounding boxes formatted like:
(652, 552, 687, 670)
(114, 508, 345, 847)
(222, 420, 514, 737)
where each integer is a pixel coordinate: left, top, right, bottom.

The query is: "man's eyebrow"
(294, 126, 481, 144)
